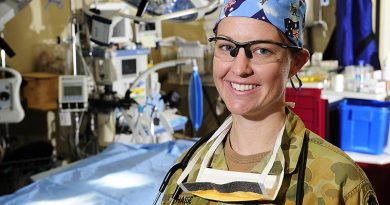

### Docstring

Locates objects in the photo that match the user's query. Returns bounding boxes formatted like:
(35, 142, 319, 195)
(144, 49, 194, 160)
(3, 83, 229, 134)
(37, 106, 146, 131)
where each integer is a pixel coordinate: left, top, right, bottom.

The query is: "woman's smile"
(230, 82, 259, 92)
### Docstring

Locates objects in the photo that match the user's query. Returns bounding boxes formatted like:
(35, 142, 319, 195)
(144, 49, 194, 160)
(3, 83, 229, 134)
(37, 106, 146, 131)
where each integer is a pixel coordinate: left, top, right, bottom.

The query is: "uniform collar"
(205, 110, 306, 177)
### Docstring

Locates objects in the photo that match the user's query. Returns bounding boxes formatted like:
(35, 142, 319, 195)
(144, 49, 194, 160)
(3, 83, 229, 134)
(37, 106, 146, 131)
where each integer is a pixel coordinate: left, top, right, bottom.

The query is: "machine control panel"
(59, 75, 88, 112)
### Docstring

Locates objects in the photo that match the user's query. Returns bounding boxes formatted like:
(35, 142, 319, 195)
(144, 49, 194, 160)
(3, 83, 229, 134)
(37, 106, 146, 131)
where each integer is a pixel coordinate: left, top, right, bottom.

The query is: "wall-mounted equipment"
(0, 0, 32, 31)
(0, 67, 24, 123)
(123, 0, 221, 22)
(82, 0, 222, 24)
(133, 21, 162, 48)
(59, 75, 88, 112)
(90, 2, 132, 46)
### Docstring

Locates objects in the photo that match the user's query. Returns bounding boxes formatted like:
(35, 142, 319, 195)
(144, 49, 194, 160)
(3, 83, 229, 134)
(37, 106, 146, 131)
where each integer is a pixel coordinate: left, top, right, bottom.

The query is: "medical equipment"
(188, 61, 203, 132)
(77, 0, 207, 147)
(306, 0, 329, 37)
(82, 0, 222, 23)
(0, 0, 32, 31)
(125, 59, 195, 143)
(128, 59, 203, 138)
(89, 2, 133, 46)
(133, 21, 162, 48)
(97, 111, 116, 147)
(153, 126, 309, 205)
(58, 75, 88, 112)
(159, 41, 205, 134)
(88, 87, 137, 147)
(129, 59, 193, 92)
(177, 41, 206, 73)
(124, 0, 221, 22)
(93, 48, 149, 84)
(0, 67, 24, 123)
(0, 0, 25, 58)
(93, 48, 149, 98)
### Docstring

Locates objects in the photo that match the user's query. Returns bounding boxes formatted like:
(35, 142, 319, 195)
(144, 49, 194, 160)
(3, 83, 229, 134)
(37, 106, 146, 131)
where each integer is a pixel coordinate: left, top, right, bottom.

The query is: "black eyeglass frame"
(208, 36, 302, 59)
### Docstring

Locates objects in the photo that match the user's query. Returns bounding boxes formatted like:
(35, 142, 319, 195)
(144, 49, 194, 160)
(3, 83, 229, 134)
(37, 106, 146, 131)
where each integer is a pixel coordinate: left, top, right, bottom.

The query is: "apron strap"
(296, 129, 309, 205)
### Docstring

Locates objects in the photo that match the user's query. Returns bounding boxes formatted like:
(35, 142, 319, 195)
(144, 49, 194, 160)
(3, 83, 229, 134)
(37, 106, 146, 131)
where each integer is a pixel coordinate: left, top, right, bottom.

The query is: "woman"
(161, 0, 378, 204)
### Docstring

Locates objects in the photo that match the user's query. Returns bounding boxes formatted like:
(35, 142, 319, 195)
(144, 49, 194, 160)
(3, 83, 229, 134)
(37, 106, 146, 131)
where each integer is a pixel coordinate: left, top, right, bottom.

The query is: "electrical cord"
(76, 45, 97, 91)
(74, 112, 86, 158)
(0, 137, 5, 162)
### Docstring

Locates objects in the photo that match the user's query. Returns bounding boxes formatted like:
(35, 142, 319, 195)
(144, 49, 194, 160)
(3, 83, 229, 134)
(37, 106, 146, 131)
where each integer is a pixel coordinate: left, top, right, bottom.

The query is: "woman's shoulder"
(305, 130, 376, 202)
(306, 131, 359, 169)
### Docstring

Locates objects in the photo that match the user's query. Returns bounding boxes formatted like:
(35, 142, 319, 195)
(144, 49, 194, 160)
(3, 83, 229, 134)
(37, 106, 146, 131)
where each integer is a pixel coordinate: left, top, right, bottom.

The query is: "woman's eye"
(254, 48, 272, 55)
(219, 44, 235, 52)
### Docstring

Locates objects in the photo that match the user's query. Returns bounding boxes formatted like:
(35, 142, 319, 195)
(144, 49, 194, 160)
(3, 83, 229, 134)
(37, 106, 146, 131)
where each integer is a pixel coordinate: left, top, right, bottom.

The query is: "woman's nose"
(230, 48, 253, 77)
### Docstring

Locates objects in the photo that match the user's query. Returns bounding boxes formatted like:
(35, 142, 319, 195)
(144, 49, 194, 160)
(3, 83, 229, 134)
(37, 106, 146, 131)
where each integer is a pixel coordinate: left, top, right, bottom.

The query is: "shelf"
(321, 90, 388, 103)
(345, 151, 390, 165)
(287, 82, 324, 89)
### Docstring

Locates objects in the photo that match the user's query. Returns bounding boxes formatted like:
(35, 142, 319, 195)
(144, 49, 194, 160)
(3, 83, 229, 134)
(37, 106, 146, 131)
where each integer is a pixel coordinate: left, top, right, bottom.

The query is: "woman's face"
(213, 17, 297, 119)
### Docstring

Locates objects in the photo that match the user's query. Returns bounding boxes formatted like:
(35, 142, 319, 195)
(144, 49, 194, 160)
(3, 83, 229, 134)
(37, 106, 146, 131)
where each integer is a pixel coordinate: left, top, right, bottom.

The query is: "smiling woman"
(160, 0, 379, 204)
(211, 18, 303, 120)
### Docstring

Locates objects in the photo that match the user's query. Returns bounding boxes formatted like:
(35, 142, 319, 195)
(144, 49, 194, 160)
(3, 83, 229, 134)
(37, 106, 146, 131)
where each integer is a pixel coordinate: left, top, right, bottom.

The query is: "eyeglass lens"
(211, 38, 287, 65)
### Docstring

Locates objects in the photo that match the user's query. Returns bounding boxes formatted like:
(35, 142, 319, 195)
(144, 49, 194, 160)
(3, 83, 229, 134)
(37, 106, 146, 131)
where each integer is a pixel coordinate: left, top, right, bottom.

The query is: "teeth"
(231, 82, 258, 91)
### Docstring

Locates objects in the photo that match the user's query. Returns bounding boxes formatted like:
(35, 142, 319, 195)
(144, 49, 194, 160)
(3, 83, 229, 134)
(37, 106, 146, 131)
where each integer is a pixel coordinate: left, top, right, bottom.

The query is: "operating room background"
(1, 0, 390, 202)
(0, 0, 335, 195)
(1, 0, 337, 138)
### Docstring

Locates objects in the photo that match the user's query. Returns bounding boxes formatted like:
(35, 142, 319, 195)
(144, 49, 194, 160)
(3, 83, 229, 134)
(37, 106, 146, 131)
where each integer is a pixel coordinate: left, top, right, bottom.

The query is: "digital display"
(122, 59, 137, 75)
(64, 86, 82, 96)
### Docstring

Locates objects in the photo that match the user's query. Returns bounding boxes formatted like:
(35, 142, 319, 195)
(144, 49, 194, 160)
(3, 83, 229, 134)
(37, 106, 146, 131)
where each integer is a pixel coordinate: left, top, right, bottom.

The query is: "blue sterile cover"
(0, 140, 195, 205)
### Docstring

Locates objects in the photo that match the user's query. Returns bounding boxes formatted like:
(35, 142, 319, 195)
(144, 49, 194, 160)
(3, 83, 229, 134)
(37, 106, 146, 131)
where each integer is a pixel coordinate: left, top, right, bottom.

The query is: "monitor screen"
(64, 86, 82, 96)
(122, 59, 137, 75)
(143, 22, 156, 31)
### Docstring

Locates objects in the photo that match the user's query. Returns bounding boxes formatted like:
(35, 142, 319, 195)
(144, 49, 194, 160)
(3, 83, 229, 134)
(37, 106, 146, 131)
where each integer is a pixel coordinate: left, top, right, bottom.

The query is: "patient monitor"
(93, 48, 149, 97)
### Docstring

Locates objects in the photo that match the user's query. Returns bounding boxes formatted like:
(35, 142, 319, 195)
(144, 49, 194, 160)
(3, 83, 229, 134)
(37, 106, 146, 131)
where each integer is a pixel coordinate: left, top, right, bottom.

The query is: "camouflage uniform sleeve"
(302, 135, 379, 205)
(343, 179, 378, 205)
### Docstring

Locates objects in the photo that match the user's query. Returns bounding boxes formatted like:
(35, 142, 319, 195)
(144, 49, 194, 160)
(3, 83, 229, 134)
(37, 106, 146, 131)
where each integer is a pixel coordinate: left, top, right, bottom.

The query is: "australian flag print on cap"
(224, 0, 245, 16)
(214, 0, 306, 47)
(251, 9, 271, 24)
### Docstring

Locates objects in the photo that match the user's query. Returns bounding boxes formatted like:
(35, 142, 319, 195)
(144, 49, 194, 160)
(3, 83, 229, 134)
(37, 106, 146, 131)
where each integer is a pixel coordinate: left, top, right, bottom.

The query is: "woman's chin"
(225, 103, 252, 116)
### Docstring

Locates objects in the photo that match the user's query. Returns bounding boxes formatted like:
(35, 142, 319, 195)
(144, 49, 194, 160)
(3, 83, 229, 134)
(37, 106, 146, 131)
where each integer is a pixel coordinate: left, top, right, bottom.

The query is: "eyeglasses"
(208, 36, 302, 65)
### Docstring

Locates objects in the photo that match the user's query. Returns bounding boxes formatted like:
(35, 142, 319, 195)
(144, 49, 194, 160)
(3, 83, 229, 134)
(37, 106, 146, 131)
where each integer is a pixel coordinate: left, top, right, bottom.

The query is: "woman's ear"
(289, 48, 310, 78)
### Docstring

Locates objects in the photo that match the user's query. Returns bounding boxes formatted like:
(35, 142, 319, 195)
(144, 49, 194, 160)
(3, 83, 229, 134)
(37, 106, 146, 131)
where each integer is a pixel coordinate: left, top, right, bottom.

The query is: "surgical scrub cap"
(214, 0, 306, 47)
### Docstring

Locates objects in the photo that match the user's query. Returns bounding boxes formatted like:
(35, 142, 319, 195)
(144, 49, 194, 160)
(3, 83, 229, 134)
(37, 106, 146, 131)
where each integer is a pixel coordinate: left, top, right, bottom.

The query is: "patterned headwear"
(214, 0, 306, 47)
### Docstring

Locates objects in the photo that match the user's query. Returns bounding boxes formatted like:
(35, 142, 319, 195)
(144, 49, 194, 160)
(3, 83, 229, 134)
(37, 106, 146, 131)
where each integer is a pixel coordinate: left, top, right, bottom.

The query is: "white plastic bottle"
(344, 65, 356, 91)
(355, 60, 365, 92)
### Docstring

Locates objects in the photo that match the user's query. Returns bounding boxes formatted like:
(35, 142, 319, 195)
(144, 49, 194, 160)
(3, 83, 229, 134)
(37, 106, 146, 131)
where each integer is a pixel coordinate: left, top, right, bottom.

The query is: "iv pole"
(70, 0, 77, 76)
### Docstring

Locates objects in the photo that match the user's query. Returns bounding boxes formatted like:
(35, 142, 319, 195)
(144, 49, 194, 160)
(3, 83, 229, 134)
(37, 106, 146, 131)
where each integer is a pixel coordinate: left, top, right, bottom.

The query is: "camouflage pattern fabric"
(161, 110, 378, 205)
